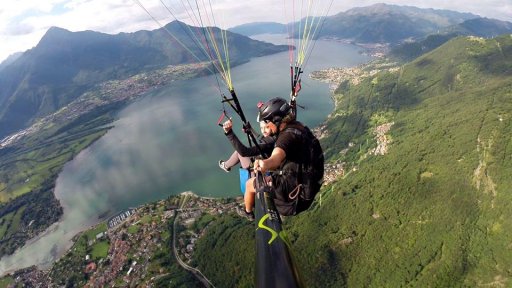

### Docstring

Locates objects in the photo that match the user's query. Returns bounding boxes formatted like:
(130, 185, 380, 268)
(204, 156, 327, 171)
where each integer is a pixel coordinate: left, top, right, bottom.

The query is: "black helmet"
(257, 97, 291, 124)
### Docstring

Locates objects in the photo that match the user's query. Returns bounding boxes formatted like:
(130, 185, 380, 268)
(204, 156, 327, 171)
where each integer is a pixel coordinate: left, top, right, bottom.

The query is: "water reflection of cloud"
(57, 94, 207, 215)
(0, 95, 194, 274)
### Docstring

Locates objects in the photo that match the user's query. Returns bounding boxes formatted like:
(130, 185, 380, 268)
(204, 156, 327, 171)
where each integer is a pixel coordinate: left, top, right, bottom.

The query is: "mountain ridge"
(230, 3, 511, 46)
(0, 21, 288, 139)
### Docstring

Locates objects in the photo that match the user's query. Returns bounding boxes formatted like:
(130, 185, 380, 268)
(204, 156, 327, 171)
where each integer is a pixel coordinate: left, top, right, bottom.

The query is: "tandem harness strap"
(265, 168, 303, 204)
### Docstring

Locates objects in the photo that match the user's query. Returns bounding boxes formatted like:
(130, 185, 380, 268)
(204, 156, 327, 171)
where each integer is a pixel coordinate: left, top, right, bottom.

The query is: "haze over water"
(0, 35, 371, 274)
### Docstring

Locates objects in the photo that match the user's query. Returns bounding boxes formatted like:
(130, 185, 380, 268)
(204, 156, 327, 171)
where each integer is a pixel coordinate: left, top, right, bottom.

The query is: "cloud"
(3, 21, 34, 36)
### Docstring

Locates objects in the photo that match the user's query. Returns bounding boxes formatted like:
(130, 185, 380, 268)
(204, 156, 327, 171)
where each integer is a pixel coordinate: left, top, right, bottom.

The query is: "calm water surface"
(0, 35, 371, 274)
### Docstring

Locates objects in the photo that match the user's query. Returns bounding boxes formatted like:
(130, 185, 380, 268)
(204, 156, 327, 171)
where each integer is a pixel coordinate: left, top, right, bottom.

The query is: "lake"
(0, 34, 371, 274)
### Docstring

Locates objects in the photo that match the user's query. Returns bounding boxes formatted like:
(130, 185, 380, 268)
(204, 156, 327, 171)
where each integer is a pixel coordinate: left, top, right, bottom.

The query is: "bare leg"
(224, 151, 241, 169)
(238, 155, 252, 169)
(244, 177, 256, 213)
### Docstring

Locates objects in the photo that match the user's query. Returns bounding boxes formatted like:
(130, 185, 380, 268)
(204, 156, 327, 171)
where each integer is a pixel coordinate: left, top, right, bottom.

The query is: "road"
(172, 196, 215, 287)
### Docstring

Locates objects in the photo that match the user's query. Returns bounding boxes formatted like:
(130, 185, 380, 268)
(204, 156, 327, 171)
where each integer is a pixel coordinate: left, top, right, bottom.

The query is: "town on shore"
(7, 192, 242, 287)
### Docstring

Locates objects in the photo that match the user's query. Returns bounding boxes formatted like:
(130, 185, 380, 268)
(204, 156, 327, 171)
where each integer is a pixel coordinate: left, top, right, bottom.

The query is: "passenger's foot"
(218, 160, 231, 172)
(236, 206, 254, 221)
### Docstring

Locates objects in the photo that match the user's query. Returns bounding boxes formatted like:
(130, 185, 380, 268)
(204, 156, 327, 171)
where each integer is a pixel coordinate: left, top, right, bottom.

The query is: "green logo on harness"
(257, 214, 278, 244)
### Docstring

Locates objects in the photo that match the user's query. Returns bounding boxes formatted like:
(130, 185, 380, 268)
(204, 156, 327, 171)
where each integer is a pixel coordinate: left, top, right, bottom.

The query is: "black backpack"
(273, 124, 324, 215)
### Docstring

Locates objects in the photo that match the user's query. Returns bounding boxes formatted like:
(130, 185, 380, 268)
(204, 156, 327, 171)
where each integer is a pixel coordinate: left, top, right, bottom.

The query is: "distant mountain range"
(445, 17, 512, 37)
(230, 3, 512, 44)
(319, 3, 478, 42)
(391, 17, 512, 61)
(228, 22, 287, 36)
(0, 21, 288, 139)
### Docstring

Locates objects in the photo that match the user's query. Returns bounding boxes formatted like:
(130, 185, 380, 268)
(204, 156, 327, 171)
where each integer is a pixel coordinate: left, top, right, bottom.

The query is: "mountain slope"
(292, 34, 512, 286)
(0, 21, 288, 139)
(448, 17, 512, 37)
(0, 53, 22, 71)
(390, 18, 512, 61)
(317, 3, 478, 43)
(194, 35, 512, 286)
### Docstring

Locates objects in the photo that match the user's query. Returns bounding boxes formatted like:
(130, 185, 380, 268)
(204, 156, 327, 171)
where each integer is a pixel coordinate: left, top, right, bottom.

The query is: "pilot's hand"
(254, 159, 267, 173)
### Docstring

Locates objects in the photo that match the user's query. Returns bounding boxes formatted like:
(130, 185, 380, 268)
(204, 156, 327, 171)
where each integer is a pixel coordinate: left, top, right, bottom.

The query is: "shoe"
(236, 206, 255, 221)
(218, 160, 231, 172)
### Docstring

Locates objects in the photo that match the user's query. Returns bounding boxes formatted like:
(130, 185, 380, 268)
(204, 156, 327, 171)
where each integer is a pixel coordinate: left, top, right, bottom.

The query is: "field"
(0, 104, 122, 258)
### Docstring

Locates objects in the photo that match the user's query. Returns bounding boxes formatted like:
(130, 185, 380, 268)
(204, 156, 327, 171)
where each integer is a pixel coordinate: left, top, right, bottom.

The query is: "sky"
(0, 0, 511, 63)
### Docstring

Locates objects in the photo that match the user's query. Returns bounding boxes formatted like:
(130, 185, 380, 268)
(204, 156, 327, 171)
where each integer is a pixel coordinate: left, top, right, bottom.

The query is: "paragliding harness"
(268, 123, 324, 216)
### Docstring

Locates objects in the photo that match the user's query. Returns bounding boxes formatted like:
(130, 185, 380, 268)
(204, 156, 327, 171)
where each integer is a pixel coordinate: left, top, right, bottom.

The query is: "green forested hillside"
(194, 35, 512, 286)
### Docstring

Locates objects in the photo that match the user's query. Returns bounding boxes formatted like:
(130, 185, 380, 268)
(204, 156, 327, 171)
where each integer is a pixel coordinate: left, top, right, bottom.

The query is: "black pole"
(228, 89, 268, 158)
(290, 97, 297, 120)
(290, 65, 294, 96)
(291, 66, 302, 120)
(254, 173, 304, 288)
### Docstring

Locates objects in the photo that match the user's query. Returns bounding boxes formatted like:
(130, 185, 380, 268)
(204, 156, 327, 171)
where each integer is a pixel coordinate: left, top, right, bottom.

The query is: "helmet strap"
(272, 116, 283, 135)
(275, 120, 283, 136)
